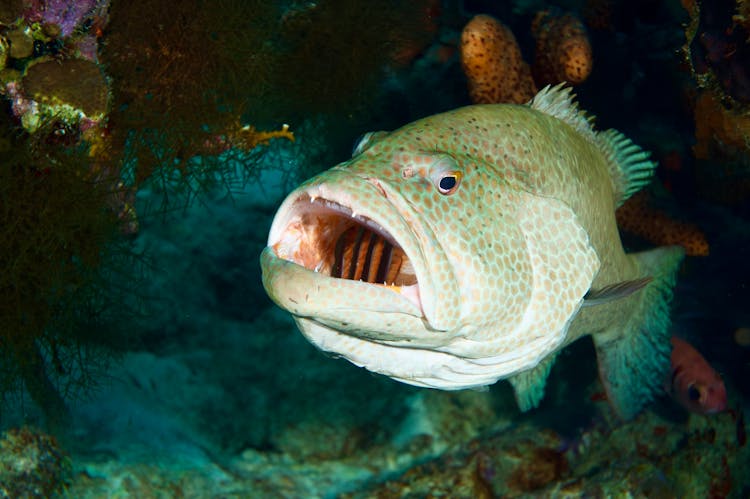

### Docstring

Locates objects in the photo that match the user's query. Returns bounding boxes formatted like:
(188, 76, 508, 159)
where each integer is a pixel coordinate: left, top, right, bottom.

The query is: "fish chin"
(294, 317, 513, 390)
(266, 190, 425, 317)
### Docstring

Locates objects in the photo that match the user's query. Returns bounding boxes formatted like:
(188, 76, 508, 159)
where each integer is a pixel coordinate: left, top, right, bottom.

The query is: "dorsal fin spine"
(528, 83, 597, 142)
(595, 129, 657, 206)
(529, 83, 656, 206)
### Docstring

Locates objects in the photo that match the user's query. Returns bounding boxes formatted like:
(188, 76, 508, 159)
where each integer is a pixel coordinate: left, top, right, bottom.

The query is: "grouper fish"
(260, 85, 684, 419)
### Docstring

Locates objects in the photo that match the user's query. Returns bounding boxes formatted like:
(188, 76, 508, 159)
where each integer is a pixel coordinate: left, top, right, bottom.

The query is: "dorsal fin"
(528, 83, 596, 142)
(529, 83, 657, 207)
(595, 129, 657, 206)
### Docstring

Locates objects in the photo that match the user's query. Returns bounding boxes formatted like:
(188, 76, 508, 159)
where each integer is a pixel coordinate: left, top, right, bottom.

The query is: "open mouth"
(271, 194, 419, 298)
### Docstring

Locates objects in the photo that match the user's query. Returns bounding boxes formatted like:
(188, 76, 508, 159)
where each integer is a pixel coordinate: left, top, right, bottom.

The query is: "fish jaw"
(293, 316, 538, 389)
(263, 169, 458, 344)
(701, 381, 728, 414)
(261, 247, 426, 335)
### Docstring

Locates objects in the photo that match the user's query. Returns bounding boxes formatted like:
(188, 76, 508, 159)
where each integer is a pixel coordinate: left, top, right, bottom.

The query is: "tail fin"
(592, 246, 684, 419)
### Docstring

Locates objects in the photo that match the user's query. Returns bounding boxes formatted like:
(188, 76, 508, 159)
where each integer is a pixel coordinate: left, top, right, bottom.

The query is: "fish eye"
(687, 384, 701, 401)
(437, 173, 460, 195)
(427, 155, 462, 195)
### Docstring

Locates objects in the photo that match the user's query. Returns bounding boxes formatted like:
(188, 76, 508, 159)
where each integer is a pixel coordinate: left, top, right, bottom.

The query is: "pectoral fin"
(583, 277, 653, 307)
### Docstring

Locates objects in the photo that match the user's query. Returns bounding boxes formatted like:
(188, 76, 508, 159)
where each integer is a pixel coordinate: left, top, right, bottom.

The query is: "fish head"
(263, 134, 493, 333)
(262, 111, 599, 390)
(685, 378, 728, 414)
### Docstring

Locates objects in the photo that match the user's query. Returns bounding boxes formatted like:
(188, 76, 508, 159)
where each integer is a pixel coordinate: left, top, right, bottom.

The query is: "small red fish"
(667, 336, 727, 414)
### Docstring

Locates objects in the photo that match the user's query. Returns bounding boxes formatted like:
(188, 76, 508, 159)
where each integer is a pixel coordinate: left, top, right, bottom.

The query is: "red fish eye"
(687, 384, 701, 401)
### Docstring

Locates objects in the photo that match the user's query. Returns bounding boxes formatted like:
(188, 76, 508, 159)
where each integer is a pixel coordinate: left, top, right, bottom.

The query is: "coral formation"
(0, 0, 441, 429)
(615, 191, 710, 256)
(0, 110, 133, 429)
(681, 0, 750, 206)
(460, 14, 536, 104)
(100, 0, 283, 191)
(101, 0, 437, 197)
(343, 401, 749, 498)
(22, 59, 108, 118)
(531, 10, 593, 86)
(460, 10, 592, 105)
(0, 426, 71, 497)
(0, 1, 23, 24)
(18, 58, 109, 133)
(9, 2, 742, 496)
(692, 94, 750, 161)
(23, 0, 101, 37)
(692, 92, 750, 205)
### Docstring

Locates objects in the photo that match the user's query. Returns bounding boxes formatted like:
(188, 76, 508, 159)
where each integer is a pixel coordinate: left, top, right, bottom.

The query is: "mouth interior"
(273, 196, 417, 288)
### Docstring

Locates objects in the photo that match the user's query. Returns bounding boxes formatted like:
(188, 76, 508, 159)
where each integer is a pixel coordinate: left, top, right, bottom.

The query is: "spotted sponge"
(531, 10, 593, 86)
(460, 14, 536, 104)
(615, 191, 710, 257)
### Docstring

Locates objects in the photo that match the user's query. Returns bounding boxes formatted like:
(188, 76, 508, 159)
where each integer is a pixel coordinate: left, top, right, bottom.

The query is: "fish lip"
(267, 181, 425, 316)
(307, 197, 399, 248)
(260, 247, 423, 319)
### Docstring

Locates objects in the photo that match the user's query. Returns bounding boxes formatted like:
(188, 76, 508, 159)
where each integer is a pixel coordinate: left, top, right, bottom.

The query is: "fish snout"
(686, 380, 728, 414)
(702, 381, 728, 414)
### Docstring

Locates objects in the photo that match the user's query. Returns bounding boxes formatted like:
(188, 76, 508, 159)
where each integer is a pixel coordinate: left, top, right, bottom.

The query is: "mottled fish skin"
(262, 85, 684, 418)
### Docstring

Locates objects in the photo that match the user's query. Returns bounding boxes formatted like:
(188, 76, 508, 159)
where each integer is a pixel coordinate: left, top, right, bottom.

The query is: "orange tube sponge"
(615, 191, 710, 256)
(531, 10, 593, 86)
(460, 14, 536, 104)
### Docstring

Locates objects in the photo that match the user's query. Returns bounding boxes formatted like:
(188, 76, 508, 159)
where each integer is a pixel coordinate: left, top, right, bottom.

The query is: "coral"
(0, 427, 71, 497)
(22, 58, 109, 120)
(693, 92, 750, 161)
(100, 0, 283, 193)
(202, 123, 295, 157)
(736, 0, 750, 35)
(615, 191, 710, 256)
(340, 424, 569, 497)
(460, 14, 536, 104)
(23, 0, 101, 37)
(531, 10, 593, 86)
(459, 10, 592, 105)
(5, 26, 34, 59)
(100, 0, 437, 206)
(684, 0, 750, 105)
(0, 0, 23, 24)
(680, 0, 750, 206)
(0, 108, 134, 430)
